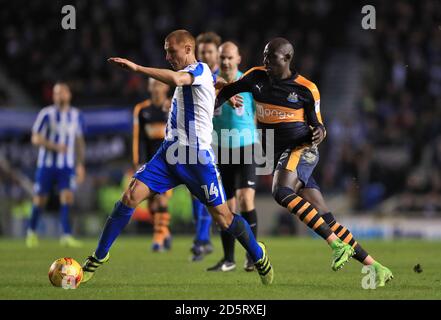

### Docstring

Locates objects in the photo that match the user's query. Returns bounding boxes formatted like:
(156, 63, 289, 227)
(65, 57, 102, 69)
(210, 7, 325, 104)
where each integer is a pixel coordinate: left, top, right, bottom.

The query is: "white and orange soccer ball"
(48, 257, 83, 289)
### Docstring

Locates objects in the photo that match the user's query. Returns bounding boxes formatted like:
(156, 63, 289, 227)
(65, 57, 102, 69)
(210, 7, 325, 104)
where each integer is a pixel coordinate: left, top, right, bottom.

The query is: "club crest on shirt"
(287, 92, 299, 103)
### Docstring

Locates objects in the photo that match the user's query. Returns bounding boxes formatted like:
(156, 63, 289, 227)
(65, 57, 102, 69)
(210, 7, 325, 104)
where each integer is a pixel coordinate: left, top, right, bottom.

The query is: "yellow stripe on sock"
(287, 197, 302, 211)
(303, 209, 318, 224)
(331, 223, 341, 232)
(342, 233, 353, 243)
(297, 203, 310, 216)
(312, 217, 325, 230)
(337, 227, 348, 237)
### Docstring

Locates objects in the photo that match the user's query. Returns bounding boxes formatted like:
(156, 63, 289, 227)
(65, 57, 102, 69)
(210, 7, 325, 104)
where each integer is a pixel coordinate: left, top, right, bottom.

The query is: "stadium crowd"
(323, 0, 441, 214)
(0, 0, 345, 105)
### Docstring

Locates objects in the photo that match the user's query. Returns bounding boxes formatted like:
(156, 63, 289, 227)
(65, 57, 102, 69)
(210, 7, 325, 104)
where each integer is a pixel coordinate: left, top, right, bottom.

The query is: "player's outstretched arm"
(214, 76, 243, 108)
(215, 79, 250, 109)
(108, 57, 193, 87)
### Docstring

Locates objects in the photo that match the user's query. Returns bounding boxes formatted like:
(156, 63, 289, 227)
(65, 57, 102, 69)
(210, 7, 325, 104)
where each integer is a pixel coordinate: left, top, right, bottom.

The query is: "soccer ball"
(48, 257, 83, 289)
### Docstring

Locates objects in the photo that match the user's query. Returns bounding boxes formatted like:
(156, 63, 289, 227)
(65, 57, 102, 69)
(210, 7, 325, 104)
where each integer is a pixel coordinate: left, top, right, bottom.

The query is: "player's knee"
(272, 185, 296, 207)
(60, 191, 74, 205)
(121, 190, 139, 208)
(216, 219, 230, 230)
(156, 195, 168, 208)
(210, 209, 231, 230)
(33, 196, 47, 208)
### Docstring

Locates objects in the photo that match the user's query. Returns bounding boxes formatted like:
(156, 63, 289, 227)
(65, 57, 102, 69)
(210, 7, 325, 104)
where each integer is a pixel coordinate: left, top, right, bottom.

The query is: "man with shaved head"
(216, 37, 393, 286)
(207, 41, 260, 273)
(81, 30, 274, 285)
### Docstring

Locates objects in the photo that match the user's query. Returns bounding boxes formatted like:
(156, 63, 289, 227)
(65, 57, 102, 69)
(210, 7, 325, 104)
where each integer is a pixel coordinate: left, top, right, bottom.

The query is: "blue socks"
(60, 204, 72, 234)
(192, 197, 200, 221)
(95, 201, 135, 260)
(193, 198, 212, 244)
(226, 214, 263, 262)
(29, 205, 41, 231)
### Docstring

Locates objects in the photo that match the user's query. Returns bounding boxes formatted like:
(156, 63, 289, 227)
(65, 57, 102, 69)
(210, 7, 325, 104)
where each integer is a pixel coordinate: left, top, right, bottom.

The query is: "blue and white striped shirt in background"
(32, 105, 85, 169)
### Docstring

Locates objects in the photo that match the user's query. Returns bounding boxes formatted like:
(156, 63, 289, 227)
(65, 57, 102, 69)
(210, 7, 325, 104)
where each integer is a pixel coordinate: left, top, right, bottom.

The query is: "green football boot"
(81, 252, 110, 283)
(331, 239, 355, 271)
(373, 262, 394, 287)
(254, 242, 274, 285)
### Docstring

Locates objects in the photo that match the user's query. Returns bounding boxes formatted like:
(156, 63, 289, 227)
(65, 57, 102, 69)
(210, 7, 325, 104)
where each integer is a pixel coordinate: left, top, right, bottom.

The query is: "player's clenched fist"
(108, 57, 139, 72)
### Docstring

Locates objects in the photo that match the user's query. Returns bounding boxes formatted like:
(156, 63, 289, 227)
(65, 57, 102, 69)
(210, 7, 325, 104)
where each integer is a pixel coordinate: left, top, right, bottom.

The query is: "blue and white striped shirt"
(165, 62, 215, 150)
(32, 105, 85, 169)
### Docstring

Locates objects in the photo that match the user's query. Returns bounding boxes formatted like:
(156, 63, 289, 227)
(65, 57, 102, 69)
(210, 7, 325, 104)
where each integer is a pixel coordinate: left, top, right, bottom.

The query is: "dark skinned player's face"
(263, 44, 290, 79)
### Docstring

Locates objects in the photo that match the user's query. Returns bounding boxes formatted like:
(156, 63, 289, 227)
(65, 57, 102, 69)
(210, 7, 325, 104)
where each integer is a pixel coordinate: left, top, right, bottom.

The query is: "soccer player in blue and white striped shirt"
(81, 30, 273, 285)
(26, 82, 86, 248)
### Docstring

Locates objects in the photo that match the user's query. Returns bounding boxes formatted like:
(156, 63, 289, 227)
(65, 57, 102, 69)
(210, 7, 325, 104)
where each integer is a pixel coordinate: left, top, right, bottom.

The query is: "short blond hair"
(165, 29, 196, 51)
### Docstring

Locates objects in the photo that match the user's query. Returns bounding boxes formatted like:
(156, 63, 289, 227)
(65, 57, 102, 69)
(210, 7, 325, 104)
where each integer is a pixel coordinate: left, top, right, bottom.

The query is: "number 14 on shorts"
(201, 183, 219, 201)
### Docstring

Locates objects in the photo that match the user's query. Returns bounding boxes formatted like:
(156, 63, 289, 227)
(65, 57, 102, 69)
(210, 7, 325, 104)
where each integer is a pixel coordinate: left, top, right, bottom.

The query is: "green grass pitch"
(1, 236, 440, 299)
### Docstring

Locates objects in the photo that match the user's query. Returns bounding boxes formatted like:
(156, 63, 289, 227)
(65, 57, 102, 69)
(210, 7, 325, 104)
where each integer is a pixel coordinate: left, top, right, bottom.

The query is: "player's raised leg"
(272, 148, 354, 271)
(81, 178, 152, 283)
(300, 186, 393, 285)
